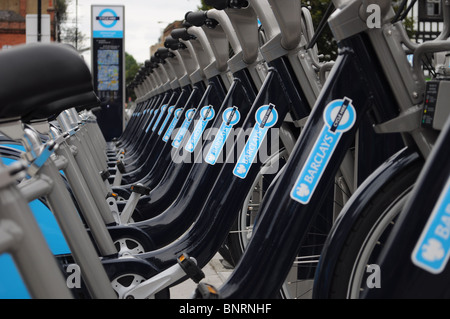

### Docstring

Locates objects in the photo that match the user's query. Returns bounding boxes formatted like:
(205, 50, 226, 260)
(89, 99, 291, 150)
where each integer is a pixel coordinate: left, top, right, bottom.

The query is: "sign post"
(91, 5, 125, 141)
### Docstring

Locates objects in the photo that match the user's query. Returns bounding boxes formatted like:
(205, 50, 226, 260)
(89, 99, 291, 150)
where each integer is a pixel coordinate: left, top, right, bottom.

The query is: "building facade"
(0, 0, 56, 49)
(150, 20, 183, 56)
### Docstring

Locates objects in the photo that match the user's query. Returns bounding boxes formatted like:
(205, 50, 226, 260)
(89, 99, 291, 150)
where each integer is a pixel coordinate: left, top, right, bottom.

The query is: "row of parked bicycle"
(0, 0, 449, 299)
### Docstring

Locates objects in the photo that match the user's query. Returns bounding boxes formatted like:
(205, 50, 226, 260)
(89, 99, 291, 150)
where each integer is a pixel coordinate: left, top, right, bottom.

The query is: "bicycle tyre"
(223, 150, 287, 266)
(327, 161, 422, 298)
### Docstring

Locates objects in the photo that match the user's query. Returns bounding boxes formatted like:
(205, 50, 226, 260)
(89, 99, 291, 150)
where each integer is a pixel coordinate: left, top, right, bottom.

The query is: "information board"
(91, 5, 125, 141)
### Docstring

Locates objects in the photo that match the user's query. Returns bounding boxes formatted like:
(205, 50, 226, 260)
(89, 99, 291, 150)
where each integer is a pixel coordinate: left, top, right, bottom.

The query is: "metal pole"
(75, 0, 78, 50)
(37, 0, 41, 42)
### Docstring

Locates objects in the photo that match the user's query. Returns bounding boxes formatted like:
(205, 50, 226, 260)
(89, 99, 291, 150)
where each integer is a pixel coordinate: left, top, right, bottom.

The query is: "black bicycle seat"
(26, 91, 100, 122)
(74, 91, 101, 112)
(0, 43, 95, 121)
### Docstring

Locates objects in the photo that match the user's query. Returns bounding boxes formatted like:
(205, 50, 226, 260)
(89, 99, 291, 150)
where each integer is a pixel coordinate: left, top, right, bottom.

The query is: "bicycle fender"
(312, 146, 422, 298)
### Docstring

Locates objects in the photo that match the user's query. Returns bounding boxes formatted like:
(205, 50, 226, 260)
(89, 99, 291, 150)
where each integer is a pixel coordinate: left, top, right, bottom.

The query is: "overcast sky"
(65, 0, 202, 66)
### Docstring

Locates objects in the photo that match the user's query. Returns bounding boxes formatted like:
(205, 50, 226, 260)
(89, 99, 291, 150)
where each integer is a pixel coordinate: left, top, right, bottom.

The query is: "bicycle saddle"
(0, 43, 96, 121)
(28, 91, 100, 122)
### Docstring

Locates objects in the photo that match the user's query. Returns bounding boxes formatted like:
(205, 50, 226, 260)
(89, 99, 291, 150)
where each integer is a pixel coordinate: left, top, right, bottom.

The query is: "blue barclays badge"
(158, 106, 175, 136)
(233, 104, 278, 179)
(412, 178, 450, 274)
(205, 106, 240, 165)
(172, 108, 196, 148)
(185, 105, 215, 153)
(290, 97, 356, 204)
(152, 105, 168, 131)
(145, 109, 157, 133)
(163, 108, 183, 142)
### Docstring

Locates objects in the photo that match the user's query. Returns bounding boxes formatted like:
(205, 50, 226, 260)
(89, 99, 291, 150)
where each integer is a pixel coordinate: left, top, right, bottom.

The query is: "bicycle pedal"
(194, 283, 219, 299)
(100, 169, 111, 181)
(106, 192, 118, 200)
(116, 160, 126, 174)
(177, 253, 205, 283)
(130, 184, 151, 195)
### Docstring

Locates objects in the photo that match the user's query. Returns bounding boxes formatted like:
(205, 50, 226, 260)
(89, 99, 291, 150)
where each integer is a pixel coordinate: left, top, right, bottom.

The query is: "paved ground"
(170, 253, 233, 299)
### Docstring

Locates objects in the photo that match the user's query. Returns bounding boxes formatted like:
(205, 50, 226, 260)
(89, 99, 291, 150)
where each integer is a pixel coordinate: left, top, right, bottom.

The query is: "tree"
(125, 52, 141, 101)
(56, 0, 87, 50)
(198, 0, 213, 11)
(54, 0, 68, 42)
(391, 1, 415, 40)
(60, 24, 86, 50)
(304, 0, 338, 61)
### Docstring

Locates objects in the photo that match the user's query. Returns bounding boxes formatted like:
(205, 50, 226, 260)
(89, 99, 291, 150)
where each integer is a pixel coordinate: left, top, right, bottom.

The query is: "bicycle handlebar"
(171, 28, 194, 41)
(150, 56, 162, 65)
(155, 48, 174, 60)
(204, 0, 228, 10)
(164, 36, 186, 50)
(185, 11, 207, 27)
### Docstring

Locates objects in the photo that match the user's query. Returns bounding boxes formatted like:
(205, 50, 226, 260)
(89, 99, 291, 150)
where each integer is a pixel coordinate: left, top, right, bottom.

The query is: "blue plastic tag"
(172, 108, 196, 149)
(185, 105, 215, 153)
(162, 108, 183, 142)
(33, 144, 55, 168)
(233, 104, 278, 179)
(412, 177, 450, 274)
(152, 105, 168, 131)
(158, 106, 175, 136)
(145, 109, 156, 133)
(206, 107, 240, 165)
(290, 97, 356, 204)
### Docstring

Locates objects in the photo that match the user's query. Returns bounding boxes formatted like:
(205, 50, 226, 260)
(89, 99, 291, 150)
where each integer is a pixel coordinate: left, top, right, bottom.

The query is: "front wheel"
(223, 149, 288, 266)
(326, 162, 422, 298)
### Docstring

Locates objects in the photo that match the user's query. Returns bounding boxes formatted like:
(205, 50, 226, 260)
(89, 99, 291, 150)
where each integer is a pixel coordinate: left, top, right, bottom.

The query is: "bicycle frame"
(116, 49, 202, 179)
(117, 84, 192, 188)
(4, 0, 442, 300)
(117, 89, 179, 173)
(129, 73, 227, 219)
(118, 80, 206, 188)
(113, 53, 311, 299)
(132, 66, 258, 249)
(123, 9, 263, 236)
(311, 0, 450, 299)
(0, 160, 73, 299)
(218, 31, 404, 298)
(0, 120, 117, 299)
(104, 0, 398, 298)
